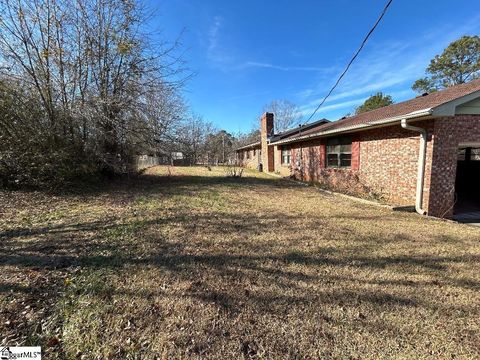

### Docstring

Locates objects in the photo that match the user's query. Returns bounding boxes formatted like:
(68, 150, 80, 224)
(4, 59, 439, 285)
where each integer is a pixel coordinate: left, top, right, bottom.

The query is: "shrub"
(312, 169, 383, 201)
(224, 164, 244, 178)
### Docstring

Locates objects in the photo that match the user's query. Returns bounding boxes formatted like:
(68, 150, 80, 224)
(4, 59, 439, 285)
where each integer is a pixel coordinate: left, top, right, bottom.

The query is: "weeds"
(224, 164, 244, 178)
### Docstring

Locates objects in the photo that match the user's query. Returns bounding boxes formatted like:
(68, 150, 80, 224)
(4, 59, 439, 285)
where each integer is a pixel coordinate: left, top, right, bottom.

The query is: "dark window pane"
(472, 148, 480, 161)
(327, 137, 352, 168)
(327, 139, 337, 146)
(328, 137, 352, 146)
(340, 153, 351, 167)
(327, 154, 339, 167)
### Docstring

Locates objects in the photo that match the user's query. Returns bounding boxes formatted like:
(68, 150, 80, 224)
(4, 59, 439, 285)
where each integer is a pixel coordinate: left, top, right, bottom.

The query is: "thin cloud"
(299, 89, 412, 119)
(297, 16, 480, 121)
(207, 15, 232, 65)
(208, 16, 221, 52)
(242, 61, 332, 72)
(206, 20, 336, 73)
(299, 97, 368, 115)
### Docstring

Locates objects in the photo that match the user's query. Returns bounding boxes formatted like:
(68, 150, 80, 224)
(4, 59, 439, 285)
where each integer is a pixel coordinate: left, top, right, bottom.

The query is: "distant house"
(170, 152, 185, 165)
(236, 118, 329, 173)
(236, 79, 480, 219)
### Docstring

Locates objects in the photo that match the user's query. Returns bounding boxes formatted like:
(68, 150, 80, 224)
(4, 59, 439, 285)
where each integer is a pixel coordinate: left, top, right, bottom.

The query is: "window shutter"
(351, 140, 360, 170)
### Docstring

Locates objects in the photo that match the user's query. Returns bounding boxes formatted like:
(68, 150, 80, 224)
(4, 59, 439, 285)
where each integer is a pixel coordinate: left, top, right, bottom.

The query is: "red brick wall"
(290, 139, 325, 182)
(289, 121, 436, 207)
(428, 115, 480, 217)
(357, 121, 435, 206)
(264, 115, 480, 218)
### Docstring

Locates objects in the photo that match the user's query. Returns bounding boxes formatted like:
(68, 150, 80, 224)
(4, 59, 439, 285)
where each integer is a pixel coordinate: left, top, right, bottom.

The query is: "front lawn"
(1, 166, 479, 358)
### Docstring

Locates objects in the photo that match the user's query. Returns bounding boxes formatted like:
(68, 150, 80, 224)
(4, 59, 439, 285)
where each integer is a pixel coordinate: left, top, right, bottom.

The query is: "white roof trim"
(270, 108, 433, 145)
(432, 90, 480, 116)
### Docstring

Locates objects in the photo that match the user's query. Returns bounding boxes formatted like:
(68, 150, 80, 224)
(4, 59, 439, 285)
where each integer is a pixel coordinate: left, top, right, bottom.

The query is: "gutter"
(270, 108, 433, 146)
(401, 118, 428, 215)
(235, 141, 261, 151)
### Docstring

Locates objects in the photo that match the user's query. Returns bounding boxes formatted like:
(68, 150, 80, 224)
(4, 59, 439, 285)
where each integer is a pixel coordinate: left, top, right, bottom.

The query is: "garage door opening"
(453, 146, 480, 223)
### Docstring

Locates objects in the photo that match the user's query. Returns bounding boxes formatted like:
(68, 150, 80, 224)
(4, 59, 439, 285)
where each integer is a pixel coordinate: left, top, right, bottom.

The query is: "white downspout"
(401, 119, 427, 215)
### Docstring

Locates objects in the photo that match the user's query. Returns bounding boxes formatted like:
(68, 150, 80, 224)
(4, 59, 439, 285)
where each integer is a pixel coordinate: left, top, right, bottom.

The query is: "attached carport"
(453, 143, 480, 224)
(424, 92, 480, 220)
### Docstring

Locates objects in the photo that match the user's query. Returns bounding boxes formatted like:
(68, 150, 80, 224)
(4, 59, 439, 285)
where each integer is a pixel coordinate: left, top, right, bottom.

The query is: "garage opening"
(453, 145, 480, 222)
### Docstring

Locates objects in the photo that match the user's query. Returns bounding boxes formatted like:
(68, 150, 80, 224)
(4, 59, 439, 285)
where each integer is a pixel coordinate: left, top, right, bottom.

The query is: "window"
(246, 150, 251, 159)
(253, 149, 256, 156)
(326, 137, 352, 168)
(472, 148, 480, 161)
(281, 147, 291, 165)
(458, 147, 480, 161)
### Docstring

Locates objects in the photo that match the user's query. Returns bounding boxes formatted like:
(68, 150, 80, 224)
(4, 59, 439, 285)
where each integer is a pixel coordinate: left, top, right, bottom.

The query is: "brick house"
(236, 79, 480, 218)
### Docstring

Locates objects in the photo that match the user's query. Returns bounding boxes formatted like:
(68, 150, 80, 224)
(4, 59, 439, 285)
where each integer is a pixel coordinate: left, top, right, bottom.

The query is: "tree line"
(1, 1, 476, 190)
(0, 0, 197, 187)
(0, 0, 278, 187)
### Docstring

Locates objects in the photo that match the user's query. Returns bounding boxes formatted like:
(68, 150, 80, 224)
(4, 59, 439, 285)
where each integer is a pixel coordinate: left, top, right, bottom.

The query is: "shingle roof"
(236, 119, 330, 150)
(270, 118, 330, 141)
(274, 79, 480, 142)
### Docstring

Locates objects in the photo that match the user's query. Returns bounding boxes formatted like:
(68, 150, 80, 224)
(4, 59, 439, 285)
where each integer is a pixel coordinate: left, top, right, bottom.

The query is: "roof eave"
(271, 119, 330, 140)
(235, 141, 261, 151)
(431, 89, 480, 116)
(269, 108, 434, 146)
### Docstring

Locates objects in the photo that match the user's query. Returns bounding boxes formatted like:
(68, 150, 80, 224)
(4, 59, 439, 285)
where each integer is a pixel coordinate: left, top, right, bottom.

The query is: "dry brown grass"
(1, 165, 479, 359)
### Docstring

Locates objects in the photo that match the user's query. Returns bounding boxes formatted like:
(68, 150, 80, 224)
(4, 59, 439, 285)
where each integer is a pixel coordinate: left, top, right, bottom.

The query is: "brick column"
(260, 112, 275, 172)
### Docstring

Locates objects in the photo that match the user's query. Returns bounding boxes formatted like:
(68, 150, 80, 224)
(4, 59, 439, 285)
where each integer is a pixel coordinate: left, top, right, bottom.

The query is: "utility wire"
(305, 0, 394, 123)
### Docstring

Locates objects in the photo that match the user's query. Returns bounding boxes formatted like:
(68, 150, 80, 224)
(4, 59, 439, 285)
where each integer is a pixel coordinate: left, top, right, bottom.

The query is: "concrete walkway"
(453, 211, 480, 226)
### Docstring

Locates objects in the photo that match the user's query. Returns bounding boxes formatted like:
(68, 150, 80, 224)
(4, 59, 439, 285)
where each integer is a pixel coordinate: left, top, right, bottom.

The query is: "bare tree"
(0, 0, 190, 186)
(172, 114, 215, 165)
(262, 99, 301, 133)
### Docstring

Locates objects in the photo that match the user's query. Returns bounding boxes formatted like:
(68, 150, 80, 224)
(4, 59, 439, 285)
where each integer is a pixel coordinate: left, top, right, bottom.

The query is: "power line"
(305, 0, 394, 123)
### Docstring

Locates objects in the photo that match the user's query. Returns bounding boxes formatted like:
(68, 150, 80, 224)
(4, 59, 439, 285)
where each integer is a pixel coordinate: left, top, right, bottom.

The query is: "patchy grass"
(1, 165, 479, 359)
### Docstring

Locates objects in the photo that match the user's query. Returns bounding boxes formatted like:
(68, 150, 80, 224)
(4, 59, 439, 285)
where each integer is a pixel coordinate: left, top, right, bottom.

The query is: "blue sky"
(150, 0, 480, 134)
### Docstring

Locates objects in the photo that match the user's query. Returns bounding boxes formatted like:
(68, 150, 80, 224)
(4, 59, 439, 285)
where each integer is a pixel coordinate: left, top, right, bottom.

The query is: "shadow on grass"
(52, 170, 299, 197)
(2, 167, 479, 356)
(1, 208, 479, 314)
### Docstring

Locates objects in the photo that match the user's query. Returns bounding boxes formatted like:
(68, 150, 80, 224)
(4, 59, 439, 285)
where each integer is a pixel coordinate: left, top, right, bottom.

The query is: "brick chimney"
(260, 112, 275, 172)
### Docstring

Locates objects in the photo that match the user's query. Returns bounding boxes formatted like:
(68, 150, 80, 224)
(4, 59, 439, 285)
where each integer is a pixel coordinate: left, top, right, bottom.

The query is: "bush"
(311, 169, 383, 201)
(0, 136, 101, 189)
(224, 164, 244, 178)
